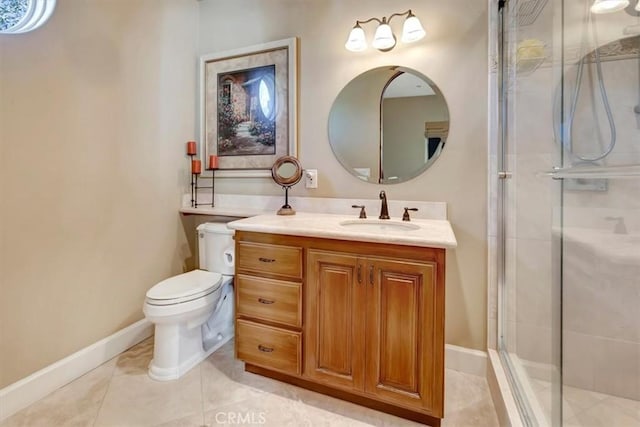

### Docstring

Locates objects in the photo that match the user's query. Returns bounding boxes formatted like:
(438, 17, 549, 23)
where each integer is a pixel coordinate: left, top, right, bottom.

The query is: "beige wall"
(198, 0, 488, 350)
(0, 0, 198, 388)
(0, 0, 488, 389)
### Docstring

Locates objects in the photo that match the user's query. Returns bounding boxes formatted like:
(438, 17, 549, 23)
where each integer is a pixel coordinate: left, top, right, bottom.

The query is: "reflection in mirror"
(277, 162, 299, 180)
(328, 66, 450, 184)
(271, 156, 303, 215)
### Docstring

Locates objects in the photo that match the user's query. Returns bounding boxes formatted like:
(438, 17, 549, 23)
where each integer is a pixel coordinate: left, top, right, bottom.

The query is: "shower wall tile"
(505, 155, 517, 239)
(564, 331, 597, 392)
(487, 235, 498, 350)
(563, 237, 640, 343)
(516, 322, 553, 365)
(565, 332, 640, 401)
(592, 339, 640, 401)
(488, 154, 498, 238)
(516, 238, 553, 326)
(514, 68, 557, 155)
(515, 154, 554, 240)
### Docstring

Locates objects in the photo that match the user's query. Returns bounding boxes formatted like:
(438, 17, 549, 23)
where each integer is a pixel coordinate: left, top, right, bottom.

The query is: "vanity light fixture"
(590, 0, 630, 14)
(345, 10, 426, 52)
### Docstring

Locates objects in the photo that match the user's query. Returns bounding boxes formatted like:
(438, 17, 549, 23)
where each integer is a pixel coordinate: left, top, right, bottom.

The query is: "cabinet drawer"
(237, 242, 302, 279)
(237, 274, 302, 328)
(236, 319, 301, 375)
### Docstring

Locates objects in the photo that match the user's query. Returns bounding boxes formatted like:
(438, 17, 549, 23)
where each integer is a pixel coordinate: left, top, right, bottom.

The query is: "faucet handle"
(352, 205, 367, 219)
(605, 216, 627, 234)
(402, 207, 418, 222)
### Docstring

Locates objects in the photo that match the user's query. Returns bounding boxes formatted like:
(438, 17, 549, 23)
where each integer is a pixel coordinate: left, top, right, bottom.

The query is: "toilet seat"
(146, 270, 222, 306)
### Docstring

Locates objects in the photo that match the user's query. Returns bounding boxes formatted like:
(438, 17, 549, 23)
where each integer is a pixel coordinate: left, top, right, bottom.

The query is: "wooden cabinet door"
(364, 258, 442, 416)
(304, 250, 366, 391)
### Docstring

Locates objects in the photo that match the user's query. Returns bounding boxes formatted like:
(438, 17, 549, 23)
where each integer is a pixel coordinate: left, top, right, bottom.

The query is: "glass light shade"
(401, 15, 426, 43)
(590, 0, 629, 13)
(372, 23, 396, 51)
(345, 25, 367, 52)
(636, 1, 640, 11)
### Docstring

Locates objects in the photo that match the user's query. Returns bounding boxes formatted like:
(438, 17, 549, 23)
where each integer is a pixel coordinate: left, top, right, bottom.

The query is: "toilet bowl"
(143, 222, 235, 381)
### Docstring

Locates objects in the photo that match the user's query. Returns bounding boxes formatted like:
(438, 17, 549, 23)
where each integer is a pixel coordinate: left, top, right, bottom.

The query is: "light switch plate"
(305, 169, 318, 189)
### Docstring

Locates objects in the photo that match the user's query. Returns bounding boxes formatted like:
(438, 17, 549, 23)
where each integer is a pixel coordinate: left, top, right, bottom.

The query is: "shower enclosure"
(496, 0, 640, 425)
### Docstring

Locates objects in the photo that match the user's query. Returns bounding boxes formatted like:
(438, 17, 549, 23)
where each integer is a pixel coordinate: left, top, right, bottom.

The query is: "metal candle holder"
(189, 153, 217, 208)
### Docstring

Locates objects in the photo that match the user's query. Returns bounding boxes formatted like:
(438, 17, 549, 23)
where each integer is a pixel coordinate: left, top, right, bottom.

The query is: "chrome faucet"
(605, 216, 627, 234)
(379, 191, 390, 219)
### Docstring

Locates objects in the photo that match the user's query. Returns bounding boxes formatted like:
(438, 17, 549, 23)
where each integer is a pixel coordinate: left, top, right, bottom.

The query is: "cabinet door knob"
(369, 265, 374, 285)
(258, 344, 274, 353)
(357, 264, 362, 284)
(259, 257, 276, 263)
(258, 298, 275, 305)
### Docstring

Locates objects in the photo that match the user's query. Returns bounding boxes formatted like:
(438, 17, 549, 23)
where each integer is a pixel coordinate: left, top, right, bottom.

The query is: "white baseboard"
(0, 319, 153, 422)
(445, 344, 488, 377)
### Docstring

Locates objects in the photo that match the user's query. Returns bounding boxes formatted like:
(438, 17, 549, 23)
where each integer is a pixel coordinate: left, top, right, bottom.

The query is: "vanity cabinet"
(233, 231, 445, 426)
(306, 251, 441, 414)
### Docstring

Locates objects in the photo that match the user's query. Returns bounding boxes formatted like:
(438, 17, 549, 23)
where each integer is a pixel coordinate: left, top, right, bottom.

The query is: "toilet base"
(148, 323, 234, 381)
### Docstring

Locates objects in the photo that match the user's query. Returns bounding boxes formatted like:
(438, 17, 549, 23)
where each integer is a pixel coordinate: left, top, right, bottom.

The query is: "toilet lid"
(146, 270, 222, 302)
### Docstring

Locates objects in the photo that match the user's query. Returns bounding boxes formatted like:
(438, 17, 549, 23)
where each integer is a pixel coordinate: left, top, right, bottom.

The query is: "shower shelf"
(515, 40, 547, 76)
(539, 164, 640, 179)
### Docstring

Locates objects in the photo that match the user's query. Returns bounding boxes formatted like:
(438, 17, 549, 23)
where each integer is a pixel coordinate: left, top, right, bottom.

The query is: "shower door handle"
(539, 164, 640, 180)
(498, 171, 512, 179)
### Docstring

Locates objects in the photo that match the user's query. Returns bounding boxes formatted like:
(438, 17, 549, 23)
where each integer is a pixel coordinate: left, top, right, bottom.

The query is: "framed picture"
(199, 38, 298, 178)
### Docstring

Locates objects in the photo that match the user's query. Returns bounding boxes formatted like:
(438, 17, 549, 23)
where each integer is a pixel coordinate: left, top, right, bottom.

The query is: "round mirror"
(328, 66, 450, 184)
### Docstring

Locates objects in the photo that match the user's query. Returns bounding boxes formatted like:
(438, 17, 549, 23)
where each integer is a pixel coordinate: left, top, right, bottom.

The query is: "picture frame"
(199, 38, 298, 178)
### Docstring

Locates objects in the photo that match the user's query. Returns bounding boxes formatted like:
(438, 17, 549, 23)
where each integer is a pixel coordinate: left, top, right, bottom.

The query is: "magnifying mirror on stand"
(271, 156, 303, 215)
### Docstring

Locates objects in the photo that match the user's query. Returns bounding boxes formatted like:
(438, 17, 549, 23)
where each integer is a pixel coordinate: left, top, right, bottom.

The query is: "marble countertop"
(226, 212, 457, 249)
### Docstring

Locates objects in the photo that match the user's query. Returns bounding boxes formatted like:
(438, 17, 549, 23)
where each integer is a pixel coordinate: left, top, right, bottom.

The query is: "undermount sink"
(338, 219, 420, 232)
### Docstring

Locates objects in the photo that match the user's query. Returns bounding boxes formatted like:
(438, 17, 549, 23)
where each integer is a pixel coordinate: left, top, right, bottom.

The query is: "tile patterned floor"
(1, 338, 499, 426)
(531, 378, 640, 426)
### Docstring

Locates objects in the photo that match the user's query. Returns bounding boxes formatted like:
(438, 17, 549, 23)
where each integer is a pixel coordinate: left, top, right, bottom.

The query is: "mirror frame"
(271, 155, 303, 186)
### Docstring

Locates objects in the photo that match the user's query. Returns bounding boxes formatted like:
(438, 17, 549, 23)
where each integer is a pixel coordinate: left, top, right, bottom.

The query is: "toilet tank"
(197, 222, 235, 275)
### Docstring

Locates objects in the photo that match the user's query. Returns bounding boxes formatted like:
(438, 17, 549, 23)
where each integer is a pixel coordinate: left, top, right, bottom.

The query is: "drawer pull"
(258, 298, 275, 305)
(259, 257, 276, 263)
(258, 344, 274, 353)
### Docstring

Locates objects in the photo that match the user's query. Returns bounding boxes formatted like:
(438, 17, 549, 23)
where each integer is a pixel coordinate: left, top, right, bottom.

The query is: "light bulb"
(401, 14, 426, 43)
(590, 0, 630, 14)
(636, 1, 640, 11)
(345, 24, 367, 52)
(372, 22, 396, 51)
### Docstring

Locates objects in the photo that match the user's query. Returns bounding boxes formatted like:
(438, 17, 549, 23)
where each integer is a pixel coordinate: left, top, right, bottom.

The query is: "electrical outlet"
(305, 169, 318, 189)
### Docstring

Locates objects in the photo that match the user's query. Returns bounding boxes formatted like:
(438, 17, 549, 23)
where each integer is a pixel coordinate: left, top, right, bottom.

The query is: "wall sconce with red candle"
(185, 141, 217, 208)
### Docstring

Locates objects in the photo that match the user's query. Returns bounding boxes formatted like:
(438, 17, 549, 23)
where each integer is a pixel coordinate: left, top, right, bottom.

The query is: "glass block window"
(0, 0, 55, 34)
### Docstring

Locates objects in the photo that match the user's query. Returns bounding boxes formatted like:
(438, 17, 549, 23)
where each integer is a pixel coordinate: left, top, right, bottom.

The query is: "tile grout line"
(199, 362, 206, 427)
(91, 356, 120, 427)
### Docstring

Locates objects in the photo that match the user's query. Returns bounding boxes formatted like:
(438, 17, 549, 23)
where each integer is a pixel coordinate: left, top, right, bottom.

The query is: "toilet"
(143, 222, 235, 381)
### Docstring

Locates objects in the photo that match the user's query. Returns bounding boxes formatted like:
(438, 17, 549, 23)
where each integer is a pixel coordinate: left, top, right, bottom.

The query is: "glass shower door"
(499, 0, 640, 425)
(498, 0, 563, 425)
(558, 0, 640, 424)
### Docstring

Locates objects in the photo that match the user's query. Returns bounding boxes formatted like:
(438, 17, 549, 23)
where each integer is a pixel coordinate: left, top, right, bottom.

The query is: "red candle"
(191, 159, 202, 174)
(208, 155, 219, 170)
(186, 141, 197, 155)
